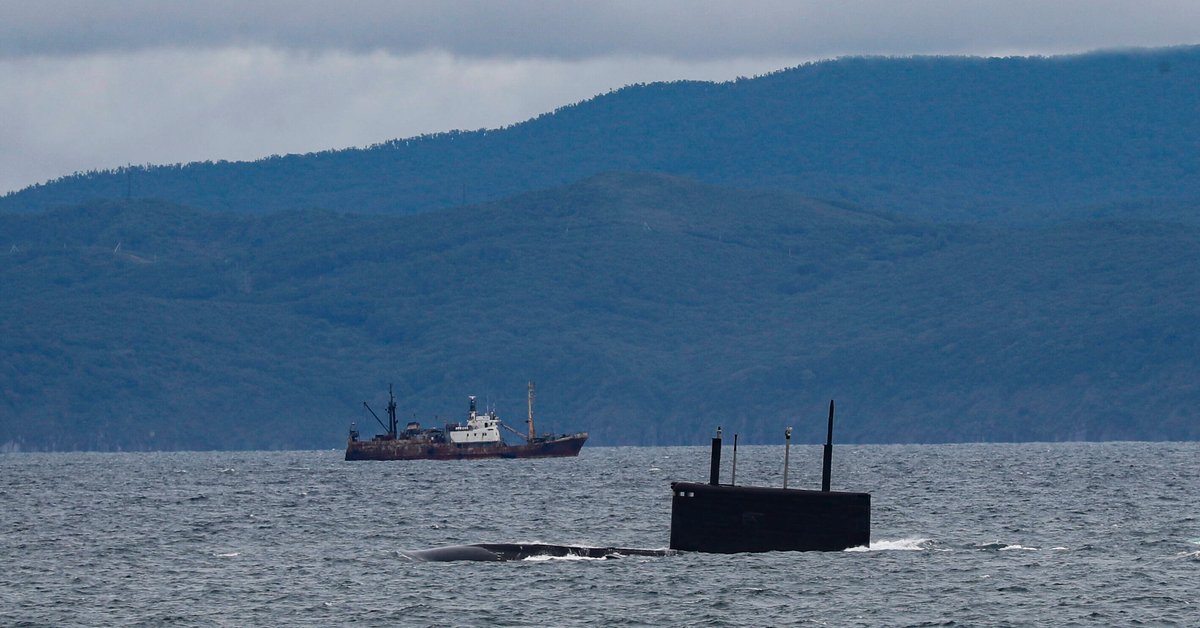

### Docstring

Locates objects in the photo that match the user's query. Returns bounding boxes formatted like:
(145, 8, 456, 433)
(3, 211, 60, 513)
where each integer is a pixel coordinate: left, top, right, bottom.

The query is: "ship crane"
(498, 381, 540, 442)
(500, 422, 531, 441)
(361, 384, 398, 438)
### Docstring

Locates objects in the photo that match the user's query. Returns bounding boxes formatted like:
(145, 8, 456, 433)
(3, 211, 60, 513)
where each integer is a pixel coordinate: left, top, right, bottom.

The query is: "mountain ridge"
(4, 46, 1199, 224)
(3, 172, 1197, 451)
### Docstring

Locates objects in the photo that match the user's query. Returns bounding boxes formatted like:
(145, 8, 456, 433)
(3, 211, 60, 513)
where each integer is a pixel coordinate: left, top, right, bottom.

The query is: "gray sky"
(2, 0, 1198, 194)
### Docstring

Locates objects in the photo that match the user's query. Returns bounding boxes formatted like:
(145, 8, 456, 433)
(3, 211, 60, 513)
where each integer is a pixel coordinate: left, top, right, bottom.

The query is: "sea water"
(2, 442, 1197, 626)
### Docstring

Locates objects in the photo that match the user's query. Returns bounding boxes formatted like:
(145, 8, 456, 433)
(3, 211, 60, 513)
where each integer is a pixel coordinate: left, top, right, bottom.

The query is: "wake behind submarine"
(404, 400, 870, 561)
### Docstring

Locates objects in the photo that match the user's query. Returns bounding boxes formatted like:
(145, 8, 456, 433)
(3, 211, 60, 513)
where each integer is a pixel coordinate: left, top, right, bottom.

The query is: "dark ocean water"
(2, 442, 1197, 626)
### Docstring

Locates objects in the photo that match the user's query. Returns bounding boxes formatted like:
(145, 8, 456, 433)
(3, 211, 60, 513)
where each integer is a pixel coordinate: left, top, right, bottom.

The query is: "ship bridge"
(449, 396, 502, 444)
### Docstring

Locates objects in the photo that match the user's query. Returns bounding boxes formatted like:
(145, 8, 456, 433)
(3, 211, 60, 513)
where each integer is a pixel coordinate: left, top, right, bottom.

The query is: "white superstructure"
(448, 396, 503, 444)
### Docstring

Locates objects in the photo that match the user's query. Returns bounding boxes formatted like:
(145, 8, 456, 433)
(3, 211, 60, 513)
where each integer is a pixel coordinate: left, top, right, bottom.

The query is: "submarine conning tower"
(669, 400, 870, 553)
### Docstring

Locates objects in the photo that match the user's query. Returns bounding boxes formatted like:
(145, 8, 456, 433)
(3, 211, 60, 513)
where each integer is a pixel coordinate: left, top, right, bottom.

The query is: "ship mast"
(362, 383, 399, 439)
(527, 381, 536, 440)
(387, 384, 398, 438)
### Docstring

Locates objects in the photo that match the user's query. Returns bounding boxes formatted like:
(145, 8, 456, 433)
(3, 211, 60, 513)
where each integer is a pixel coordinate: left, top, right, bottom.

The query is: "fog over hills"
(4, 47, 1199, 225)
(3, 172, 1197, 451)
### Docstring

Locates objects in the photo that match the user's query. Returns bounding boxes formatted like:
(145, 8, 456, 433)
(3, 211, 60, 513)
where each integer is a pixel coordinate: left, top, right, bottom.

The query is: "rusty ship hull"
(344, 432, 588, 461)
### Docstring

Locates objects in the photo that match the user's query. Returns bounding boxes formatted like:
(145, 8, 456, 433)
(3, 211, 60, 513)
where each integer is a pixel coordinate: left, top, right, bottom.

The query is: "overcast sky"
(2, 0, 1198, 194)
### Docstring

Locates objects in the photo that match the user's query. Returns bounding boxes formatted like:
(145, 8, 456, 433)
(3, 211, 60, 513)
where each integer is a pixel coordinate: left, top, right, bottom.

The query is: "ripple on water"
(1, 443, 1198, 626)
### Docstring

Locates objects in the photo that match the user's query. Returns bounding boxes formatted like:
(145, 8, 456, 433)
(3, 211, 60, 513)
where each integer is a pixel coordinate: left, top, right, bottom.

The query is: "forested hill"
(3, 172, 1198, 451)
(4, 47, 1199, 225)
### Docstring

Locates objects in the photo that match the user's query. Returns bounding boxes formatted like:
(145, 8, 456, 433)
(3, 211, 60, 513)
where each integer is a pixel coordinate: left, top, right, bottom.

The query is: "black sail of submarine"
(669, 400, 871, 552)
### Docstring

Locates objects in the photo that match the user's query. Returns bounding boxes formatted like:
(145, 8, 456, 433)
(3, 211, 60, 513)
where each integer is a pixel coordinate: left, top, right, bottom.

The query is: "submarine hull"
(669, 481, 870, 553)
(401, 543, 675, 562)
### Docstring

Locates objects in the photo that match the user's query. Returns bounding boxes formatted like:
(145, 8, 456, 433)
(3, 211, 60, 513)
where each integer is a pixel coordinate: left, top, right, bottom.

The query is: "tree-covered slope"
(2, 173, 1197, 451)
(4, 47, 1199, 224)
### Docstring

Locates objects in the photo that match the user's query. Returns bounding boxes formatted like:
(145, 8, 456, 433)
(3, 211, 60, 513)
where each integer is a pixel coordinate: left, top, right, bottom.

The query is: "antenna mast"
(527, 381, 536, 440)
(387, 384, 398, 438)
(821, 400, 835, 491)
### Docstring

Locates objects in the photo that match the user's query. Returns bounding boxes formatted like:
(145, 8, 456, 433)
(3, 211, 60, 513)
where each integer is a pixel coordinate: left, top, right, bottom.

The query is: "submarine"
(403, 400, 869, 561)
(670, 401, 870, 553)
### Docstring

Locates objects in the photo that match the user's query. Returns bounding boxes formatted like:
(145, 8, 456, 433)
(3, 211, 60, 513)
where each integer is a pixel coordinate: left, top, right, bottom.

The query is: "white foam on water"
(999, 544, 1038, 551)
(508, 539, 555, 546)
(214, 552, 240, 558)
(845, 538, 931, 552)
(522, 553, 608, 562)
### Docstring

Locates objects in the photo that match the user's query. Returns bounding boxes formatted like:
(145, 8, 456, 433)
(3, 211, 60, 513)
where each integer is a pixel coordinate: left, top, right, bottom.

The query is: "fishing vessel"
(344, 382, 588, 461)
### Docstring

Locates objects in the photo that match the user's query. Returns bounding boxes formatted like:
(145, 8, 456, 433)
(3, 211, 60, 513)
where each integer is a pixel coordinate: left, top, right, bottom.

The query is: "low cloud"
(2, 0, 1198, 194)
(3, 0, 1198, 60)
(0, 48, 803, 193)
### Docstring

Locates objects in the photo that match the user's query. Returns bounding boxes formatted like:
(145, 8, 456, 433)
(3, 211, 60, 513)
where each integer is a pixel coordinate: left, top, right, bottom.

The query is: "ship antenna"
(527, 381, 536, 440)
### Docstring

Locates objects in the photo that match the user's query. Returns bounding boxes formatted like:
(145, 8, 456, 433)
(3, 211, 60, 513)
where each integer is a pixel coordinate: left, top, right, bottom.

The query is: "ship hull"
(344, 433, 587, 461)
